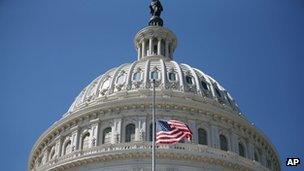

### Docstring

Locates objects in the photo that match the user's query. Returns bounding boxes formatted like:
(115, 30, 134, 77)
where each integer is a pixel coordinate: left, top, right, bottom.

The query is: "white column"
(42, 150, 48, 164)
(157, 39, 161, 55)
(211, 125, 219, 148)
(137, 46, 141, 60)
(90, 119, 100, 147)
(111, 119, 122, 143)
(165, 41, 169, 58)
(135, 117, 146, 141)
(170, 43, 174, 58)
(149, 37, 153, 56)
(188, 120, 197, 143)
(54, 138, 62, 158)
(230, 133, 238, 153)
(71, 127, 79, 151)
(261, 150, 267, 166)
(248, 143, 255, 160)
(142, 40, 146, 57)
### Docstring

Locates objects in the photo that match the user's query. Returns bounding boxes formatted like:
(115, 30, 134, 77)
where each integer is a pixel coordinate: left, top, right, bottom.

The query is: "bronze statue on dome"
(149, 0, 164, 26)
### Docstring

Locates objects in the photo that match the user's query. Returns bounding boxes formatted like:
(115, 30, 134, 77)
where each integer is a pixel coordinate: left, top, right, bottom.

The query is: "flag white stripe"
(156, 120, 192, 145)
(156, 132, 190, 144)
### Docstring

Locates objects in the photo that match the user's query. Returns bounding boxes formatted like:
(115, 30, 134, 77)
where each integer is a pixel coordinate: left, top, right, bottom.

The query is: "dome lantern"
(134, 0, 177, 61)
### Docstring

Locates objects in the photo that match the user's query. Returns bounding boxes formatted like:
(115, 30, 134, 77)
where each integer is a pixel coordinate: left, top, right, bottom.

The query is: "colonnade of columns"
(36, 116, 275, 170)
(137, 37, 173, 60)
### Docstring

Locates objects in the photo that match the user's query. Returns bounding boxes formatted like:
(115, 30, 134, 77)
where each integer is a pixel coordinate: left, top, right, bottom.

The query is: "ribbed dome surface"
(67, 57, 240, 114)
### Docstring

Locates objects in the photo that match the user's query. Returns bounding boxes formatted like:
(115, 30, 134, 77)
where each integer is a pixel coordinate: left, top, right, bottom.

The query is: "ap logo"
(286, 158, 300, 166)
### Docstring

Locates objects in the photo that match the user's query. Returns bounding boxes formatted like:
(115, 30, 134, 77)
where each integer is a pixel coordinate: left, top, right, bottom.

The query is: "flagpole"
(152, 79, 156, 171)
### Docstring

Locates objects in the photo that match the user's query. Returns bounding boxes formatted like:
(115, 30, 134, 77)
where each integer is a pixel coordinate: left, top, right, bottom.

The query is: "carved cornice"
(134, 26, 177, 50)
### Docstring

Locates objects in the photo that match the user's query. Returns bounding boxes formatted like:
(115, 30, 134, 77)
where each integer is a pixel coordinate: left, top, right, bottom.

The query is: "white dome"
(67, 57, 240, 115)
(29, 21, 280, 171)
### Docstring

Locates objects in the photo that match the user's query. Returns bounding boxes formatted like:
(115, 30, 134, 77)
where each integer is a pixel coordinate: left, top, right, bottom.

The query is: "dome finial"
(149, 0, 164, 26)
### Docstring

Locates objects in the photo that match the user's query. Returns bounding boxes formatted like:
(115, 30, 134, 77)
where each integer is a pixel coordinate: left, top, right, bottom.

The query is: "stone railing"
(35, 142, 269, 171)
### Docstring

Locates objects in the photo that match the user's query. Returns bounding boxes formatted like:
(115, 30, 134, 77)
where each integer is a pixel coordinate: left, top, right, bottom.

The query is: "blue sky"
(0, 0, 303, 170)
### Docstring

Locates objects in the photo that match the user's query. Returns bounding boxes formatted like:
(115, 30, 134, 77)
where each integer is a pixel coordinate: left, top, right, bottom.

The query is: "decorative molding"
(33, 143, 270, 171)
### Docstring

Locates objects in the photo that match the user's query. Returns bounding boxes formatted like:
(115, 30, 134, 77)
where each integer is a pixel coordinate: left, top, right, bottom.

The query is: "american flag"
(156, 120, 192, 144)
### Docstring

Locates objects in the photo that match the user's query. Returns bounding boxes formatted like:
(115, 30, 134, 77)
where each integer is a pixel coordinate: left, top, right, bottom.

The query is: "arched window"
(101, 78, 110, 90)
(254, 150, 260, 162)
(168, 43, 172, 57)
(215, 88, 222, 98)
(238, 142, 245, 157)
(116, 73, 126, 85)
(133, 72, 142, 81)
(186, 75, 194, 85)
(198, 128, 207, 145)
(125, 124, 135, 142)
(144, 39, 149, 56)
(64, 141, 72, 155)
(149, 122, 156, 142)
(149, 123, 153, 141)
(168, 72, 176, 82)
(151, 70, 159, 80)
(81, 133, 90, 150)
(201, 81, 208, 90)
(161, 39, 166, 56)
(102, 127, 112, 144)
(267, 158, 272, 169)
(219, 134, 228, 151)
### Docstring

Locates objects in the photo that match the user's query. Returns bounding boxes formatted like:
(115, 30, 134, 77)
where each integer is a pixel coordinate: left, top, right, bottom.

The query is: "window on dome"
(153, 38, 158, 55)
(116, 74, 126, 85)
(168, 72, 176, 81)
(64, 141, 72, 155)
(161, 39, 166, 56)
(254, 150, 260, 162)
(186, 75, 194, 85)
(153, 45, 158, 54)
(267, 159, 272, 169)
(215, 88, 222, 98)
(133, 72, 141, 81)
(201, 81, 208, 90)
(149, 122, 156, 141)
(81, 133, 90, 150)
(219, 134, 228, 151)
(198, 128, 207, 145)
(149, 123, 153, 141)
(125, 124, 135, 142)
(102, 127, 112, 144)
(101, 79, 110, 90)
(151, 70, 159, 80)
(238, 142, 245, 157)
(144, 39, 149, 56)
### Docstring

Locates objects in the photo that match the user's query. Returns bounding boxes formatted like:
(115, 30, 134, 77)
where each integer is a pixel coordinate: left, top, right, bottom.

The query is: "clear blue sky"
(1, 0, 303, 170)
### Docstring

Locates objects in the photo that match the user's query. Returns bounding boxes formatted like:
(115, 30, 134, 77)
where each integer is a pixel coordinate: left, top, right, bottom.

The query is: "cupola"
(134, 0, 177, 61)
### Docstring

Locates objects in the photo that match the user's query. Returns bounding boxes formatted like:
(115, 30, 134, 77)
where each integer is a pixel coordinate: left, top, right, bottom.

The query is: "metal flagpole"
(152, 79, 156, 171)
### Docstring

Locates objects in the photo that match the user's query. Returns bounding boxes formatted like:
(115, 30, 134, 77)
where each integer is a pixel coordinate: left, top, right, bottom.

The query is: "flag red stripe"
(156, 120, 192, 145)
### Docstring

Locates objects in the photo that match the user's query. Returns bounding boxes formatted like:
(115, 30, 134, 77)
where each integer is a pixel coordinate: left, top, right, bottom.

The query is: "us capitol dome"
(29, 1, 280, 171)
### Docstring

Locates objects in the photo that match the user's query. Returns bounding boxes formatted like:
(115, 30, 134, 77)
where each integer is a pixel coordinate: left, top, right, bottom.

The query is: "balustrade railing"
(37, 142, 267, 171)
